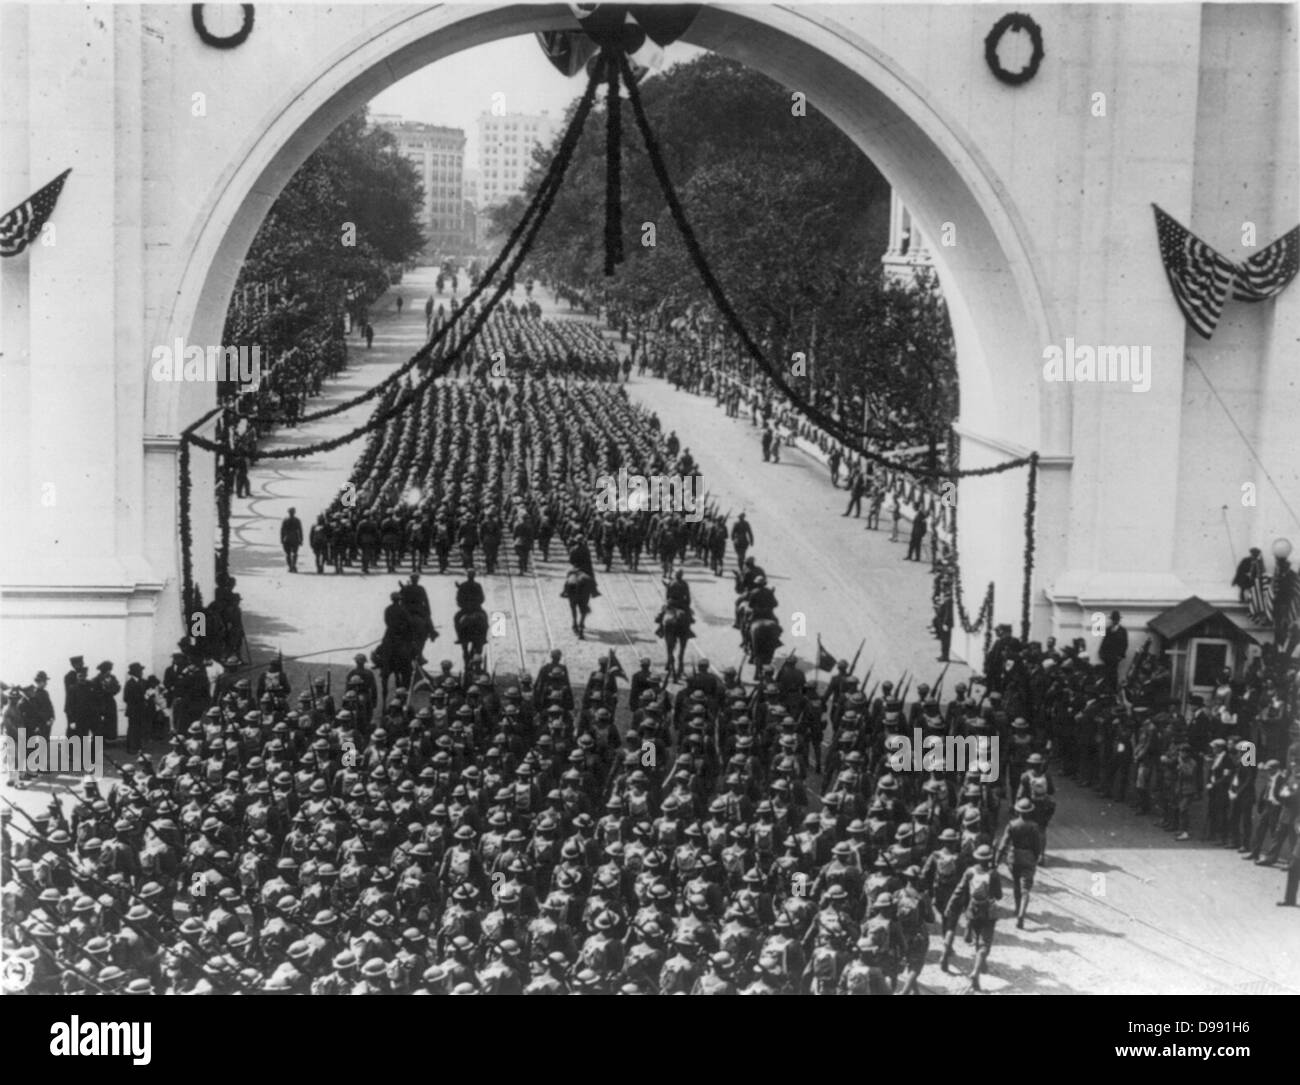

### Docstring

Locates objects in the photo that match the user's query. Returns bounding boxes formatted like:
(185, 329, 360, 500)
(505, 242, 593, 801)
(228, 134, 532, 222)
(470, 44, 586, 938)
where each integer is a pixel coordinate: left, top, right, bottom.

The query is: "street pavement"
(7, 266, 1293, 995)
(229, 267, 1300, 995)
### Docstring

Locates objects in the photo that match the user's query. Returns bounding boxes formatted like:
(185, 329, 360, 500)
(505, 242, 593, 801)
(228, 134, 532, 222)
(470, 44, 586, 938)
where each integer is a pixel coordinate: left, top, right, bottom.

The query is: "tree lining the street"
(491, 53, 959, 445)
(223, 110, 428, 394)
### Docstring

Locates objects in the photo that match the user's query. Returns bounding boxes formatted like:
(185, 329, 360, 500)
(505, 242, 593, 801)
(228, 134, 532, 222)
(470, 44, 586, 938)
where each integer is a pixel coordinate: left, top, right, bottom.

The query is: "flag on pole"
(0, 169, 71, 257)
(815, 636, 836, 672)
(1152, 204, 1236, 339)
(1245, 563, 1273, 627)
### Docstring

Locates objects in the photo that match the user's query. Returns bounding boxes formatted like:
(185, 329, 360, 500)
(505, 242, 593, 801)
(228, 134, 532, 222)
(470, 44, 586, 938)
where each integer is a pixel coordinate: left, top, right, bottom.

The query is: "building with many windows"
(372, 114, 468, 257)
(476, 110, 557, 207)
(881, 189, 934, 284)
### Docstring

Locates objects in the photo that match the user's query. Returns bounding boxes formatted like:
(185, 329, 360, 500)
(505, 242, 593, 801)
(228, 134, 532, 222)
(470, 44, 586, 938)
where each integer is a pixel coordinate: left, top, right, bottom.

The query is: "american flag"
(0, 169, 71, 258)
(1152, 204, 1236, 339)
(1244, 558, 1300, 633)
(1233, 225, 1299, 301)
(1245, 563, 1273, 627)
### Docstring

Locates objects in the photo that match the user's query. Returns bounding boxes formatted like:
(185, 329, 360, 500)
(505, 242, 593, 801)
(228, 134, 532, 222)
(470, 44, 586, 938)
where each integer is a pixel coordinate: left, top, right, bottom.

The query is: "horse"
(746, 617, 784, 670)
(561, 569, 596, 639)
(373, 636, 420, 706)
(453, 607, 489, 671)
(658, 605, 692, 681)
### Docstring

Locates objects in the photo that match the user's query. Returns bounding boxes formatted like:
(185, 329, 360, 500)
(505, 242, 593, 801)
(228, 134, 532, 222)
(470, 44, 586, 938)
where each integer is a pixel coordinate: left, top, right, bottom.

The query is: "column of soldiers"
(303, 376, 732, 583)
(5, 615, 1297, 993)
(422, 301, 624, 384)
(0, 621, 1056, 997)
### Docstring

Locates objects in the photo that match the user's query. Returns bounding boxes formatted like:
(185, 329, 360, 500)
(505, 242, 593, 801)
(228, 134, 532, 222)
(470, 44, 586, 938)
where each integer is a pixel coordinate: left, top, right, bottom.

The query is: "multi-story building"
(477, 110, 558, 207)
(881, 189, 934, 284)
(373, 116, 468, 257)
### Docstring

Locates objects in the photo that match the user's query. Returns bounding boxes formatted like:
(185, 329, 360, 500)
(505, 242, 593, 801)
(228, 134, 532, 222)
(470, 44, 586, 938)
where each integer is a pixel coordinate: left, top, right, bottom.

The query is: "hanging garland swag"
(192, 4, 255, 50)
(180, 42, 1041, 648)
(984, 13, 1044, 86)
(177, 67, 604, 628)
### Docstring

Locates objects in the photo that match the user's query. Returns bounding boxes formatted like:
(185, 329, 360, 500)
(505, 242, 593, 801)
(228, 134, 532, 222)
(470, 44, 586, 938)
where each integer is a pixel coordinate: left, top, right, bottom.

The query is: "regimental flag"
(0, 168, 71, 257)
(1233, 225, 1300, 301)
(1153, 204, 1236, 339)
(815, 635, 836, 672)
(606, 648, 627, 680)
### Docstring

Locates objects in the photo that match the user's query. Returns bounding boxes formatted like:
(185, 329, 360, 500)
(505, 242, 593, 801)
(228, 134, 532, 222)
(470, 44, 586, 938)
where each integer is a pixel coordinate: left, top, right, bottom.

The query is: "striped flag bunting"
(1233, 225, 1299, 301)
(1153, 205, 1300, 338)
(0, 168, 71, 257)
(1152, 205, 1236, 339)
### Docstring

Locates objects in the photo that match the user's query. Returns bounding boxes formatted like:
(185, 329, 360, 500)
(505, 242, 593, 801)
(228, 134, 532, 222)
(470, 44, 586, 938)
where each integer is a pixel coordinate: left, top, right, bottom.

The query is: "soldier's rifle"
(847, 639, 866, 678)
(892, 671, 909, 706)
(856, 664, 874, 706)
(22, 928, 117, 995)
(0, 799, 184, 947)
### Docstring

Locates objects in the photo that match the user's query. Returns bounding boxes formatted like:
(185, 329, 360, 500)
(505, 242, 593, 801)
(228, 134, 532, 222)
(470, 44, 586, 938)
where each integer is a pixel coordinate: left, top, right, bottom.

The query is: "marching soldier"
(943, 843, 1002, 992)
(996, 798, 1042, 929)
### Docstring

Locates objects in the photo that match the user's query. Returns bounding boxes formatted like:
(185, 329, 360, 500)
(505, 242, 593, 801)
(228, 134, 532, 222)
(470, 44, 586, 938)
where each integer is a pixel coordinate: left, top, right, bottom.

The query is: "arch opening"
(160, 2, 1057, 659)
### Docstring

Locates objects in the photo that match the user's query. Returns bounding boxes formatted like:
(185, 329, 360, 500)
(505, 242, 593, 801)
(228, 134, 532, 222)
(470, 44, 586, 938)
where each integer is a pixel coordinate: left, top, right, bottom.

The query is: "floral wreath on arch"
(984, 13, 1044, 86)
(191, 4, 255, 50)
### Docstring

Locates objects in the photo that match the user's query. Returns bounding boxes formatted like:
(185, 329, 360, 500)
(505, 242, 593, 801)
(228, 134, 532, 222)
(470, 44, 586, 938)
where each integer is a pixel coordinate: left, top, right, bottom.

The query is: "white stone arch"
(157, 2, 1064, 654)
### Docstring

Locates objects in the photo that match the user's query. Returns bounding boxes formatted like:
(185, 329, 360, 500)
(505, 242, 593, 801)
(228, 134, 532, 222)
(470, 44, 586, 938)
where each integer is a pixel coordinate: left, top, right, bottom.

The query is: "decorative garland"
(224, 64, 604, 436)
(617, 53, 1033, 485)
(1020, 452, 1038, 641)
(619, 51, 1038, 651)
(176, 402, 222, 637)
(984, 13, 1044, 86)
(191, 4, 254, 50)
(177, 66, 603, 618)
(944, 488, 996, 649)
(177, 437, 194, 631)
(603, 52, 625, 276)
(216, 454, 233, 585)
(185, 68, 597, 464)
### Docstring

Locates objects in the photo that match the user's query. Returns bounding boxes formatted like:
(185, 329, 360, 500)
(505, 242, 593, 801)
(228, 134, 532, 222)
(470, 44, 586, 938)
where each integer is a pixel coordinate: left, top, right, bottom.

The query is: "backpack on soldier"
(967, 870, 993, 921)
(933, 850, 959, 887)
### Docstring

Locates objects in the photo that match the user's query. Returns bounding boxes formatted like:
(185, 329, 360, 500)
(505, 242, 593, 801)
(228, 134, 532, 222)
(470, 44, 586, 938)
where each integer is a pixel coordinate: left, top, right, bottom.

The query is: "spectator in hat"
(27, 671, 54, 747)
(1099, 610, 1128, 692)
(124, 663, 147, 755)
(90, 661, 120, 742)
(64, 655, 87, 737)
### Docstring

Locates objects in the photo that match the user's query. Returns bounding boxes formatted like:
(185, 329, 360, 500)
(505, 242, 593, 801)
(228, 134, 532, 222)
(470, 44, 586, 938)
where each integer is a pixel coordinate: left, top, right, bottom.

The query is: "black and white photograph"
(1, 0, 1297, 1035)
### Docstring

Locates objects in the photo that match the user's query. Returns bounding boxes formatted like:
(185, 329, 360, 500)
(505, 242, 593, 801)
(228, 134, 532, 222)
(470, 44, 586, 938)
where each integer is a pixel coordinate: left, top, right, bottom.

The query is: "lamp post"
(1272, 537, 1295, 644)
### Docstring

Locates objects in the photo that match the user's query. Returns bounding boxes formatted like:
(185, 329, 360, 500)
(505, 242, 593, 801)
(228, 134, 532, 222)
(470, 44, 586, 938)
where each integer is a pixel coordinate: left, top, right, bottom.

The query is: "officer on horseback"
(655, 569, 695, 641)
(455, 568, 485, 612)
(453, 569, 487, 665)
(738, 575, 779, 653)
